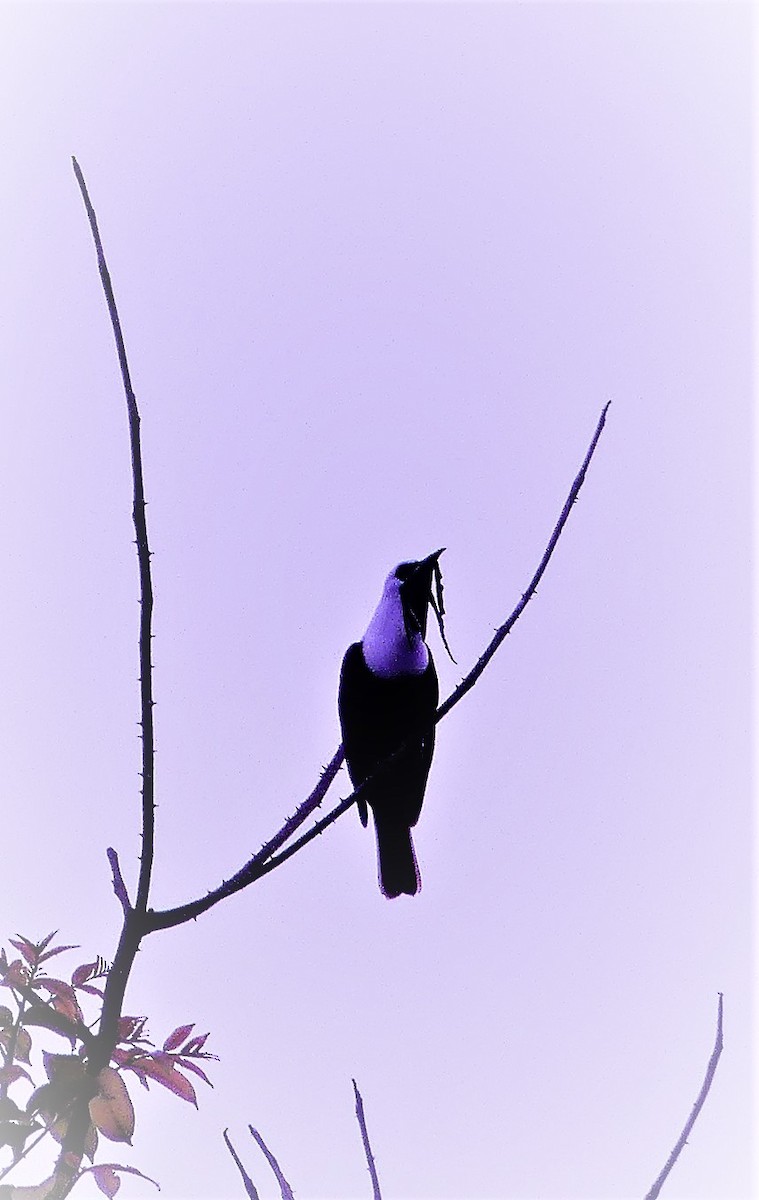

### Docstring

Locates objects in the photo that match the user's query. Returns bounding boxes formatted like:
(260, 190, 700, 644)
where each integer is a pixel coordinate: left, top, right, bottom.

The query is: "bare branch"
(72, 157, 156, 918)
(644, 993, 724, 1200)
(107, 847, 132, 915)
(223, 1129, 260, 1200)
(146, 747, 345, 931)
(353, 1079, 382, 1200)
(436, 400, 610, 722)
(147, 404, 611, 929)
(247, 1126, 295, 1200)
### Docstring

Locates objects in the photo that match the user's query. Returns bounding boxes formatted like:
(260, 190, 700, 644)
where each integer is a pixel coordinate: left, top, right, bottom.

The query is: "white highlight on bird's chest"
(361, 574, 429, 678)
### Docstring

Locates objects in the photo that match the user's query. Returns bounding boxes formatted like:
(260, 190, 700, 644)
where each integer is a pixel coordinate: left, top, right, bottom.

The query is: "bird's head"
(393, 548, 456, 662)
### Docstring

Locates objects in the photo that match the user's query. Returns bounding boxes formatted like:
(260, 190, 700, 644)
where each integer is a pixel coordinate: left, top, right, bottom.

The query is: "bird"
(338, 549, 453, 898)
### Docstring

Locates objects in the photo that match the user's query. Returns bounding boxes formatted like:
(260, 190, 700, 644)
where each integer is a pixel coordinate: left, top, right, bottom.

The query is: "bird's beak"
(417, 548, 445, 572)
(401, 549, 446, 641)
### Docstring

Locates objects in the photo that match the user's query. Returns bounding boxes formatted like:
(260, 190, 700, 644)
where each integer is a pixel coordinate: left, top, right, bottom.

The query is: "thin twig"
(43, 157, 158, 1200)
(72, 156, 156, 918)
(106, 847, 132, 915)
(223, 1129, 260, 1200)
(146, 404, 610, 930)
(353, 1079, 382, 1200)
(146, 747, 345, 931)
(644, 993, 724, 1200)
(436, 400, 610, 722)
(248, 1126, 295, 1200)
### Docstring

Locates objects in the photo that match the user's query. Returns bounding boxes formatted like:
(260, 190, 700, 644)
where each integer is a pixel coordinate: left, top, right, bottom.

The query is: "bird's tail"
(374, 813, 420, 899)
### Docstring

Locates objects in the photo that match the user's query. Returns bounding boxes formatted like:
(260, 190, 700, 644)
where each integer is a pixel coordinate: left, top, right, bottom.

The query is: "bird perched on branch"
(338, 549, 454, 898)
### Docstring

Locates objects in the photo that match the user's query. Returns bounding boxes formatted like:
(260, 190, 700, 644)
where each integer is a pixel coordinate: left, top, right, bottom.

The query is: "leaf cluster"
(0, 935, 215, 1197)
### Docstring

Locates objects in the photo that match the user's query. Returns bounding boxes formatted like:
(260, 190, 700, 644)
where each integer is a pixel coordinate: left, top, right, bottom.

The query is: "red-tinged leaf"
(42, 1052, 86, 1087)
(181, 1032, 210, 1055)
(138, 1056, 197, 1106)
(9, 938, 37, 966)
(38, 944, 79, 964)
(14, 1026, 32, 1064)
(91, 1164, 120, 1197)
(38, 978, 77, 1004)
(162, 1023, 194, 1052)
(52, 993, 84, 1025)
(48, 1114, 69, 1145)
(117, 1015, 149, 1043)
(78, 983, 105, 998)
(84, 1120, 99, 1162)
(71, 960, 108, 988)
(89, 1068, 135, 1144)
(2, 959, 30, 989)
(36, 931, 58, 954)
(0, 1063, 33, 1086)
(84, 1164, 160, 1197)
(174, 1058, 212, 1087)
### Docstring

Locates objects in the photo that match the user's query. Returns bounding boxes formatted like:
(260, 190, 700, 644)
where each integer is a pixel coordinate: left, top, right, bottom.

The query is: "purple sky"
(0, 3, 753, 1198)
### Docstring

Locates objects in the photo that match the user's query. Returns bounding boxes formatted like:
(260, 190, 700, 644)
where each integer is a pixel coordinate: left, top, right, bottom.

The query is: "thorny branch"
(71, 157, 156, 918)
(147, 402, 611, 931)
(41, 159, 161, 1200)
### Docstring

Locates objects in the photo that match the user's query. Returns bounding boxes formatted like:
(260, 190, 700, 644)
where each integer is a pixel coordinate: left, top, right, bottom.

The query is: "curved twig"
(436, 400, 610, 721)
(644, 994, 724, 1200)
(223, 1128, 260, 1200)
(247, 1126, 295, 1200)
(72, 156, 156, 918)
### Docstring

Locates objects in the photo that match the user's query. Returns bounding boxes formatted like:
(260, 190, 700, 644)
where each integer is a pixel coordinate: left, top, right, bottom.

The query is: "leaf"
(89, 1068, 135, 1144)
(175, 1058, 212, 1087)
(36, 932, 58, 954)
(90, 1164, 120, 1198)
(42, 1052, 86, 1087)
(21, 1002, 81, 1046)
(181, 1032, 211, 1056)
(13, 1027, 32, 1064)
(38, 945, 79, 965)
(162, 1024, 194, 1052)
(0, 1064, 33, 1087)
(8, 939, 37, 967)
(117, 1016, 149, 1044)
(71, 960, 108, 988)
(77, 983, 105, 998)
(0, 1006, 14, 1028)
(38, 978, 78, 1005)
(1, 960, 30, 989)
(136, 1056, 197, 1106)
(84, 1119, 99, 1162)
(37, 980, 83, 1026)
(84, 1164, 159, 1198)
